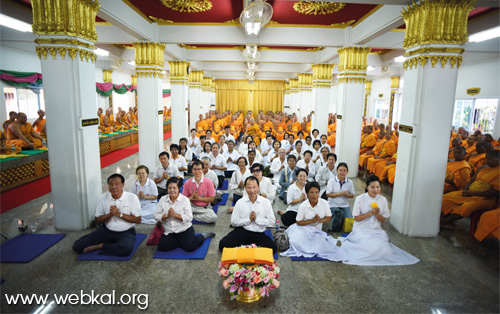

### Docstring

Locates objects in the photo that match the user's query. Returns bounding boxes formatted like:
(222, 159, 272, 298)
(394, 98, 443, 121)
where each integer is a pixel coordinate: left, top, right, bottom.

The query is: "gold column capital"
(134, 42, 166, 67)
(131, 75, 137, 86)
(168, 60, 190, 85)
(298, 73, 313, 91)
(337, 46, 370, 84)
(312, 63, 334, 89)
(390, 76, 400, 90)
(202, 76, 213, 91)
(189, 70, 204, 88)
(103, 70, 113, 83)
(365, 80, 372, 95)
(402, 0, 475, 50)
(211, 79, 216, 92)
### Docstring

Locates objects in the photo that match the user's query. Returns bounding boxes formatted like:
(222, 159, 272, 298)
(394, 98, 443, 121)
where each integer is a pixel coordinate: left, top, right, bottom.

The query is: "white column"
(202, 77, 212, 115)
(189, 71, 203, 130)
(134, 42, 165, 171)
(335, 46, 371, 177)
(311, 64, 334, 136)
(289, 78, 299, 115)
(363, 81, 372, 118)
(298, 74, 313, 120)
(493, 102, 500, 139)
(388, 76, 400, 127)
(330, 80, 338, 114)
(169, 61, 190, 144)
(32, 0, 101, 230)
(391, 0, 474, 237)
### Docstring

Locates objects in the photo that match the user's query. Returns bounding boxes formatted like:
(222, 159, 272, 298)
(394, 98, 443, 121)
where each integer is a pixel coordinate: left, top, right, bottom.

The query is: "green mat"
(98, 127, 138, 138)
(0, 149, 47, 163)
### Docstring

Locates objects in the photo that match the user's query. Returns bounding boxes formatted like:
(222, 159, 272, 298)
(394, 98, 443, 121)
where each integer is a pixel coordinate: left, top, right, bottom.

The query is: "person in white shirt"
(155, 177, 215, 252)
(320, 134, 331, 153)
(315, 146, 331, 170)
(72, 174, 141, 256)
(129, 165, 158, 224)
(179, 138, 193, 164)
(285, 134, 295, 154)
(281, 181, 348, 262)
(209, 142, 228, 188)
(223, 139, 240, 177)
(278, 168, 308, 226)
(194, 135, 206, 158)
(154, 151, 182, 198)
(311, 140, 322, 164)
(218, 134, 228, 154)
(187, 128, 200, 149)
(296, 150, 316, 182)
(238, 135, 250, 156)
(311, 129, 320, 141)
(223, 125, 235, 143)
(205, 130, 215, 144)
(219, 176, 277, 253)
(201, 157, 219, 189)
(199, 141, 213, 161)
(260, 135, 273, 166)
(244, 163, 276, 203)
(281, 133, 290, 152)
(315, 153, 338, 198)
(170, 144, 188, 178)
(338, 175, 419, 266)
(270, 148, 287, 186)
(303, 136, 313, 152)
(294, 131, 306, 148)
(326, 162, 355, 222)
(290, 140, 304, 161)
(246, 140, 263, 164)
(267, 140, 282, 167)
(228, 156, 251, 207)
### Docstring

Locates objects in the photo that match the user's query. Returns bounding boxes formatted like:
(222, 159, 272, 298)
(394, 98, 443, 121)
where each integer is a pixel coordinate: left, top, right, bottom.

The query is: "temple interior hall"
(0, 0, 499, 313)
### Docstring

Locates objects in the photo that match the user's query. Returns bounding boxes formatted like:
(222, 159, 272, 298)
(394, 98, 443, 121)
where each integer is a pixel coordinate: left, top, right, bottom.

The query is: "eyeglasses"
(251, 169, 262, 173)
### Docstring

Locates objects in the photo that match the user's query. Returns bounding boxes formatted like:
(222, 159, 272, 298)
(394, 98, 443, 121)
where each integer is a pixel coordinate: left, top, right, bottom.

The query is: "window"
(373, 99, 389, 120)
(453, 98, 498, 133)
(3, 87, 45, 120)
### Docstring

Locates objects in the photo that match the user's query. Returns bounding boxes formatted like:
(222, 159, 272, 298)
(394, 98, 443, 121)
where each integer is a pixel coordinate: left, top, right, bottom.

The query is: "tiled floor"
(1, 139, 498, 313)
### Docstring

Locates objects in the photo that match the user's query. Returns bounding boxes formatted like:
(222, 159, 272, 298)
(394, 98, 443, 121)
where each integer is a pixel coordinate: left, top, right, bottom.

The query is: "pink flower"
(263, 277, 269, 284)
(234, 271, 241, 278)
(268, 272, 275, 279)
(254, 276, 261, 284)
(223, 280, 230, 289)
(248, 289, 255, 297)
(229, 285, 238, 293)
(272, 279, 280, 288)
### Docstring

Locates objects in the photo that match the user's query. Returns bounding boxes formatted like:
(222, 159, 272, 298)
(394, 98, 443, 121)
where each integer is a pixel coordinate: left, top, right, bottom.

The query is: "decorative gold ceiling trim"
(178, 44, 245, 50)
(159, 0, 212, 13)
(266, 20, 355, 28)
(96, 22, 112, 26)
(122, 0, 153, 24)
(468, 8, 499, 24)
(113, 44, 134, 49)
(293, 1, 346, 15)
(369, 49, 391, 55)
(391, 29, 406, 32)
(177, 44, 325, 52)
(351, 4, 383, 27)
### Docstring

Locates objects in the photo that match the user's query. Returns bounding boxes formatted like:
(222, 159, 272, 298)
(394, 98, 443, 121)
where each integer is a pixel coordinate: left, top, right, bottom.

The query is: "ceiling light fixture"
(240, 0, 273, 36)
(469, 26, 500, 42)
(0, 13, 32, 32)
(94, 48, 110, 56)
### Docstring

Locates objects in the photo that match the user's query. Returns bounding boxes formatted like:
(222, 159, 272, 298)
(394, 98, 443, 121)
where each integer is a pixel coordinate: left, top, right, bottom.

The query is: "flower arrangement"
(218, 244, 280, 301)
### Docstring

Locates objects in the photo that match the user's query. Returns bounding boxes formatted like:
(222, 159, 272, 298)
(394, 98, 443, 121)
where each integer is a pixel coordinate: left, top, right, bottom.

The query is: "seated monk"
(460, 130, 469, 147)
(474, 207, 500, 242)
(196, 114, 208, 137)
(373, 152, 397, 182)
(98, 108, 106, 133)
(366, 131, 397, 174)
(163, 106, 168, 121)
(33, 109, 46, 133)
(359, 131, 385, 168)
(6, 112, 44, 149)
(212, 122, 223, 143)
(359, 126, 377, 155)
(464, 135, 478, 157)
(289, 117, 302, 137)
(246, 118, 262, 146)
(440, 149, 500, 229)
(40, 123, 47, 140)
(443, 146, 472, 194)
(115, 111, 131, 130)
(372, 120, 380, 136)
(467, 141, 490, 172)
(102, 108, 117, 133)
(126, 108, 137, 128)
(3, 111, 18, 134)
(449, 126, 460, 149)
(304, 116, 312, 137)
(484, 134, 499, 149)
(448, 137, 462, 160)
(327, 118, 337, 148)
(263, 117, 273, 133)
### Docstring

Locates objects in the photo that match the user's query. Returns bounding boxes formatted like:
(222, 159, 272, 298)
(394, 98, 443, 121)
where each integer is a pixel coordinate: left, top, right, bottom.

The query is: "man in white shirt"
(260, 135, 273, 165)
(223, 125, 235, 143)
(270, 148, 287, 186)
(209, 142, 228, 188)
(187, 128, 200, 149)
(72, 174, 141, 256)
(170, 144, 188, 178)
(201, 157, 219, 189)
(154, 151, 182, 198)
(320, 134, 331, 152)
(194, 135, 206, 158)
(223, 140, 240, 177)
(219, 176, 277, 253)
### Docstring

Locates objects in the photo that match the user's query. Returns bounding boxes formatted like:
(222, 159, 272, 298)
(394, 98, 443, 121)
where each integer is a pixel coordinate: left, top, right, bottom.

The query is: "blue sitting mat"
(0, 233, 66, 263)
(153, 235, 211, 259)
(341, 233, 350, 237)
(291, 256, 328, 261)
(179, 178, 188, 193)
(217, 180, 229, 190)
(192, 193, 229, 225)
(1, 279, 5, 284)
(76, 233, 146, 261)
(264, 229, 278, 260)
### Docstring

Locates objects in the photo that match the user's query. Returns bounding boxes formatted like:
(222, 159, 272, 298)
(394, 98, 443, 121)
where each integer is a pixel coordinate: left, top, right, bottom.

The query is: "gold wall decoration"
(403, 55, 463, 71)
(202, 76, 213, 91)
(135, 67, 163, 79)
(103, 70, 113, 83)
(365, 80, 372, 93)
(131, 75, 137, 86)
(390, 76, 400, 90)
(312, 64, 334, 88)
(466, 88, 480, 96)
(404, 47, 465, 58)
(285, 82, 291, 94)
(338, 77, 366, 84)
(294, 1, 346, 15)
(337, 46, 371, 72)
(289, 78, 299, 93)
(298, 73, 313, 86)
(133, 42, 166, 67)
(35, 46, 97, 63)
(401, 0, 475, 49)
(159, 0, 212, 13)
(168, 61, 190, 85)
(31, 0, 100, 42)
(189, 71, 204, 88)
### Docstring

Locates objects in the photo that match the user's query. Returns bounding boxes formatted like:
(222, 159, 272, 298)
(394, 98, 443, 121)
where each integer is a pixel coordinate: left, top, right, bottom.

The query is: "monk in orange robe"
(374, 153, 397, 181)
(484, 134, 499, 149)
(359, 126, 377, 155)
(359, 131, 385, 168)
(448, 137, 462, 160)
(327, 117, 337, 147)
(126, 107, 137, 128)
(387, 164, 397, 184)
(474, 208, 500, 241)
(288, 117, 302, 137)
(441, 149, 500, 228)
(366, 131, 397, 173)
(3, 111, 17, 134)
(304, 115, 312, 137)
(196, 114, 208, 137)
(246, 118, 262, 145)
(102, 108, 116, 133)
(460, 130, 469, 147)
(33, 109, 46, 133)
(115, 110, 131, 130)
(467, 141, 490, 172)
(464, 135, 477, 156)
(6, 112, 44, 149)
(98, 108, 107, 133)
(443, 146, 472, 194)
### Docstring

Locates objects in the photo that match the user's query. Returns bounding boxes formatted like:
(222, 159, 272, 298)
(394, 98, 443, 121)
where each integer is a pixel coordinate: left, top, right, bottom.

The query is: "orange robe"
(6, 122, 43, 148)
(359, 139, 384, 167)
(442, 165, 500, 217)
(99, 114, 112, 134)
(34, 118, 46, 133)
(474, 208, 500, 241)
(465, 145, 476, 156)
(374, 153, 397, 180)
(304, 121, 311, 136)
(443, 160, 472, 194)
(359, 133, 377, 155)
(490, 140, 499, 148)
(114, 116, 131, 130)
(263, 121, 273, 132)
(196, 120, 208, 137)
(290, 122, 301, 135)
(468, 153, 486, 172)
(387, 166, 397, 184)
(247, 123, 262, 145)
(366, 140, 397, 173)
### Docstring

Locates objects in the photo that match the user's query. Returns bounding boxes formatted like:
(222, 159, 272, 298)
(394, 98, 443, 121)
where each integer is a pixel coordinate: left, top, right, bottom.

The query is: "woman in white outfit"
(129, 165, 158, 224)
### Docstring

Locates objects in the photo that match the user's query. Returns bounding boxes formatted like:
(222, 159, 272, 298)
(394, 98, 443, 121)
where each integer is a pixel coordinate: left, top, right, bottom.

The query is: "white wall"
(455, 58, 500, 99)
(369, 77, 391, 125)
(0, 44, 41, 72)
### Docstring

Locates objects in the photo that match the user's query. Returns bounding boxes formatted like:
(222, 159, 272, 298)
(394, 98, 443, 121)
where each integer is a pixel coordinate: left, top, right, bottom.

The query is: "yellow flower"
(371, 202, 378, 208)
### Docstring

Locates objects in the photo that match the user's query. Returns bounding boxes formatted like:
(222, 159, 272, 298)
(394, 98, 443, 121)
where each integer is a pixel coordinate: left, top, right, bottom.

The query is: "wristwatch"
(120, 213, 123, 218)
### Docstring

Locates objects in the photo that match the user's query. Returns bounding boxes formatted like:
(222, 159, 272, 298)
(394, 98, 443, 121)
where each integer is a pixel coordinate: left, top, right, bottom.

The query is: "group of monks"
(1, 110, 46, 153)
(98, 106, 139, 134)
